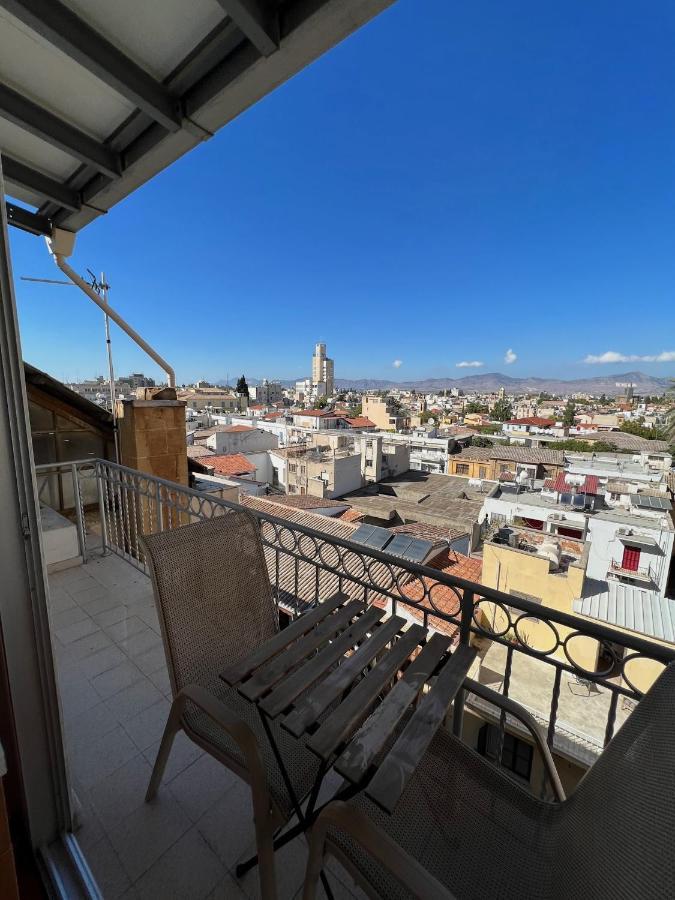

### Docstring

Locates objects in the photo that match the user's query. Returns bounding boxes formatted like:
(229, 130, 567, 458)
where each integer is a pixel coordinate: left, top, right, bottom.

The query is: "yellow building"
(479, 532, 670, 694)
(362, 395, 406, 431)
(447, 446, 565, 481)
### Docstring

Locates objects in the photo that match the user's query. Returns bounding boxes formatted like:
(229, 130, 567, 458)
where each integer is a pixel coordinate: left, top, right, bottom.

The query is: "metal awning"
(0, 0, 394, 235)
(617, 534, 661, 552)
(574, 582, 675, 644)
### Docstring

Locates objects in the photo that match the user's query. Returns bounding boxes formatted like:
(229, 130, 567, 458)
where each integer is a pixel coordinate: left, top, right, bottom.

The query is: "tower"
(311, 342, 334, 397)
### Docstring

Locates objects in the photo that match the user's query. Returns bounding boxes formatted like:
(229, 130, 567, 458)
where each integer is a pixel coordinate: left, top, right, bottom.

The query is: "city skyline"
(8, 0, 675, 385)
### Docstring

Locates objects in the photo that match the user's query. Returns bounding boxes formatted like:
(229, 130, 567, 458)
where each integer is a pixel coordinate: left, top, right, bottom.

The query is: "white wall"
(206, 429, 278, 455)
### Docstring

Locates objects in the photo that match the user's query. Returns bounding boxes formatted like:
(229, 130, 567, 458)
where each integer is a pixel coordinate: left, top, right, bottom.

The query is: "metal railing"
(43, 458, 675, 780)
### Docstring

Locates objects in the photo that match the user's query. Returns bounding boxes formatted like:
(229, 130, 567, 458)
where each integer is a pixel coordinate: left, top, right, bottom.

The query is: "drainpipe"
(45, 228, 176, 388)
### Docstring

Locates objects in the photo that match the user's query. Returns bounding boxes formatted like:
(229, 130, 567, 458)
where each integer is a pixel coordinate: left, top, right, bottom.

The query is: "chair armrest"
(463, 676, 565, 802)
(304, 801, 456, 900)
(174, 684, 269, 786)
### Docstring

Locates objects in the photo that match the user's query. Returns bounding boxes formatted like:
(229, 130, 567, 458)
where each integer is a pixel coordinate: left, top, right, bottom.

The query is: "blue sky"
(9, 0, 675, 385)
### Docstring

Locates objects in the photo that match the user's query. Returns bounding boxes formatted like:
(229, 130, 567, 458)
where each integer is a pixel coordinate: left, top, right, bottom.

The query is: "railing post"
(71, 463, 87, 564)
(96, 462, 108, 555)
(452, 589, 474, 739)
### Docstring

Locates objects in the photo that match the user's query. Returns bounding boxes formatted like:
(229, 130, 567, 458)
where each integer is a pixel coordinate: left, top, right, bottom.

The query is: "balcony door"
(621, 545, 641, 572)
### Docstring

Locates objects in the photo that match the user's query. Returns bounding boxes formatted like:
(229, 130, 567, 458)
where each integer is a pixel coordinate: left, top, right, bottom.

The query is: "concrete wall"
(586, 518, 673, 594)
(307, 452, 362, 499)
(205, 428, 278, 455)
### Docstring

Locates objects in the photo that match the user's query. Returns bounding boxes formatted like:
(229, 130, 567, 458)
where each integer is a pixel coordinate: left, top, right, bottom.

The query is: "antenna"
(21, 268, 120, 464)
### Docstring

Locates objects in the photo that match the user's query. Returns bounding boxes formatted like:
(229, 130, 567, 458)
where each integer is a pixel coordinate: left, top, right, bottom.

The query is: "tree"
(599, 393, 608, 404)
(538, 391, 552, 401)
(491, 398, 513, 422)
(620, 420, 666, 440)
(347, 403, 362, 418)
(464, 401, 488, 414)
(315, 395, 329, 409)
(472, 436, 493, 447)
(562, 400, 576, 427)
(236, 375, 249, 397)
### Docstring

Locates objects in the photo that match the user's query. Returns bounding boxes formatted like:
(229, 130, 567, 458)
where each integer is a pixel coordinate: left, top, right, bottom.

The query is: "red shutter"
(621, 546, 641, 571)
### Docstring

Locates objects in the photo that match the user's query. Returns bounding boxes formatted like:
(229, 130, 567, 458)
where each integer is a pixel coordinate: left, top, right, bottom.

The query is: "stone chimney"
(116, 387, 187, 485)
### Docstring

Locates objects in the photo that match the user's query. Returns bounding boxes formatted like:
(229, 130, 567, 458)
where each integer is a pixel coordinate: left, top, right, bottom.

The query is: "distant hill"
(332, 371, 672, 395)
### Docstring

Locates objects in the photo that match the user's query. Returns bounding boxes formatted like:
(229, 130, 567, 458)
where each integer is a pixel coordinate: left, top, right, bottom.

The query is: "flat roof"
(1, 0, 394, 235)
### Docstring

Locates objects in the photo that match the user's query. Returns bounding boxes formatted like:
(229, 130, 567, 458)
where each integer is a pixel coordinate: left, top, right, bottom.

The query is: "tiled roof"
(549, 473, 600, 495)
(201, 453, 256, 476)
(401, 550, 483, 640)
(343, 417, 376, 428)
(505, 417, 556, 427)
(337, 508, 365, 523)
(454, 446, 493, 461)
(187, 445, 215, 458)
(295, 409, 339, 418)
(390, 522, 468, 542)
(222, 425, 255, 433)
(263, 495, 349, 510)
(263, 411, 285, 420)
(491, 446, 564, 464)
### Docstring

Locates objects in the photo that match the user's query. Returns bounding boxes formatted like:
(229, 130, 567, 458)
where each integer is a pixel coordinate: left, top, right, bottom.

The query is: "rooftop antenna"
(20, 269, 120, 464)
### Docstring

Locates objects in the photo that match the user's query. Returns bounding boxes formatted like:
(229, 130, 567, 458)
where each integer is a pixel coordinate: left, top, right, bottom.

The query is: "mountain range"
(326, 370, 673, 395)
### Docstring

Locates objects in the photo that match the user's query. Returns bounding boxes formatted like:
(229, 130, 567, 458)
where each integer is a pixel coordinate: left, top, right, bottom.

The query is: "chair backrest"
(555, 662, 675, 897)
(141, 510, 278, 697)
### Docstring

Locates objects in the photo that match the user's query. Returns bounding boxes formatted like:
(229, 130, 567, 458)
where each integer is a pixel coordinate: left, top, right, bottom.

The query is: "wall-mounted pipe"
(46, 229, 176, 388)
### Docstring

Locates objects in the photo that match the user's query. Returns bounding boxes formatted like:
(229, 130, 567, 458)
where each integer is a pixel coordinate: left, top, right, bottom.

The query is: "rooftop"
(505, 417, 556, 427)
(199, 453, 256, 477)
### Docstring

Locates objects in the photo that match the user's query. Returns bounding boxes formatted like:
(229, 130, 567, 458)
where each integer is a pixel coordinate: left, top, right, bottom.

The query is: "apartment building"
(311, 342, 335, 397)
(362, 395, 407, 431)
(177, 386, 247, 413)
(358, 434, 410, 483)
(249, 378, 283, 404)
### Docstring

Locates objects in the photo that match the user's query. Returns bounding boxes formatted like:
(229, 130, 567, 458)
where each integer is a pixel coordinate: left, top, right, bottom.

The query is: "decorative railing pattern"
(40, 459, 675, 787)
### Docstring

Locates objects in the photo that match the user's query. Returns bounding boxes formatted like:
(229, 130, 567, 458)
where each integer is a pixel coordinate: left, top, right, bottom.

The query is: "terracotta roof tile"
(343, 417, 376, 428)
(201, 453, 256, 476)
(505, 417, 556, 427)
(337, 508, 365, 523)
(263, 495, 348, 510)
(295, 409, 339, 418)
(222, 425, 255, 433)
(390, 522, 468, 542)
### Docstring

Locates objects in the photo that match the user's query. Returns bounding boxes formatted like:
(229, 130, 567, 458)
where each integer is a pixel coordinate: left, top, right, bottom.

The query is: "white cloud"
(456, 360, 484, 368)
(504, 348, 517, 365)
(392, 359, 403, 368)
(584, 350, 675, 364)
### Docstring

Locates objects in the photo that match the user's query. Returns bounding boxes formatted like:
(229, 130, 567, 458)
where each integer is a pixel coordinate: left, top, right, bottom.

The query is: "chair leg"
(145, 697, 183, 802)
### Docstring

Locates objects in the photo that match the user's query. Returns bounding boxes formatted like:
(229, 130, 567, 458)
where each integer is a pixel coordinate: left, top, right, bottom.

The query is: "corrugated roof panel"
(615, 586, 626, 629)
(641, 592, 653, 637)
(663, 599, 675, 644)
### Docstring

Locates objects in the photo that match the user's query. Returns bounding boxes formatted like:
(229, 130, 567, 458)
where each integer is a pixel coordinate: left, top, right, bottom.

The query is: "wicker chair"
(141, 512, 323, 900)
(303, 663, 675, 900)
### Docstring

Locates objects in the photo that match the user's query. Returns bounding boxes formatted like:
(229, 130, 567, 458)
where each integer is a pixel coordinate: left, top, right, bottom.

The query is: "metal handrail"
(43, 457, 675, 775)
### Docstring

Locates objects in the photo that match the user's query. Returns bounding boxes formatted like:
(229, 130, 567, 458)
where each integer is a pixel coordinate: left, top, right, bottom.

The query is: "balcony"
(43, 460, 675, 898)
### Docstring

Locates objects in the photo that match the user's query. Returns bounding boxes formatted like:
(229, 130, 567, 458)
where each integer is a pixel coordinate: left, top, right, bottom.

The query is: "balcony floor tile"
(49, 550, 362, 899)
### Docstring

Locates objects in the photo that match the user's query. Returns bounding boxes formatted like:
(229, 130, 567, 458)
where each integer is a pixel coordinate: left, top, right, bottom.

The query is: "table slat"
(307, 624, 427, 761)
(260, 606, 385, 718)
(365, 644, 477, 813)
(221, 592, 348, 686)
(333, 632, 451, 783)
(283, 614, 407, 738)
(239, 600, 365, 701)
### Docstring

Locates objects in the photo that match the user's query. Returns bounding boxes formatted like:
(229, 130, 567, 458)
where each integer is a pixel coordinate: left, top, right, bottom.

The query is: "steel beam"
(0, 0, 182, 131)
(1, 154, 80, 211)
(215, 0, 279, 56)
(5, 202, 51, 235)
(0, 83, 120, 177)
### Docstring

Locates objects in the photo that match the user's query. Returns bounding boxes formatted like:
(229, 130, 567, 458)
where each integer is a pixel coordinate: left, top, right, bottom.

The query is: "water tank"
(537, 540, 561, 569)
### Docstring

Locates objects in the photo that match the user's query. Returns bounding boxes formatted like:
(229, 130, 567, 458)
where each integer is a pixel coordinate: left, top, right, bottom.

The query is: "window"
(288, 463, 297, 473)
(621, 545, 641, 572)
(456, 463, 469, 475)
(479, 466, 487, 478)
(478, 724, 533, 782)
(499, 463, 510, 473)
